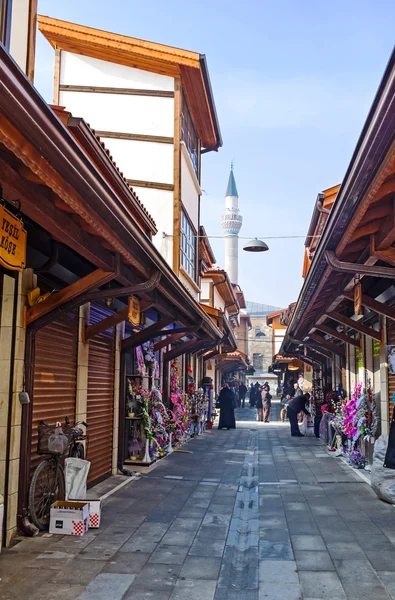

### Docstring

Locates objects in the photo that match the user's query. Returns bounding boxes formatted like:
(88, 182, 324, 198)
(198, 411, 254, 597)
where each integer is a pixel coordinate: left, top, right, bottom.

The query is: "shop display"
(124, 350, 210, 467)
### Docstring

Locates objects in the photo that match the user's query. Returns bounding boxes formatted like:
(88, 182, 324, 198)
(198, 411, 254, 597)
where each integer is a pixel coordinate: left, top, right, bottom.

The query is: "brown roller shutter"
(388, 320, 395, 423)
(31, 310, 78, 475)
(87, 304, 115, 485)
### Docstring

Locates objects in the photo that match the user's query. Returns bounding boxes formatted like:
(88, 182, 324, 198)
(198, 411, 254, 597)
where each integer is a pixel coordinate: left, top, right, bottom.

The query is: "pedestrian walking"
(239, 383, 247, 408)
(256, 386, 263, 421)
(262, 384, 272, 422)
(280, 393, 291, 422)
(218, 384, 236, 430)
(287, 393, 311, 437)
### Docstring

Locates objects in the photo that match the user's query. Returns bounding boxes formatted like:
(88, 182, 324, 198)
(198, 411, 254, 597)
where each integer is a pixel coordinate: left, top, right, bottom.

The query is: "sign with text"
(128, 295, 140, 326)
(0, 204, 27, 271)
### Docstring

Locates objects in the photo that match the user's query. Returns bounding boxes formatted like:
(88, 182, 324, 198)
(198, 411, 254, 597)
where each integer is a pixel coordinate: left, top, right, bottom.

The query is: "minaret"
(221, 164, 242, 284)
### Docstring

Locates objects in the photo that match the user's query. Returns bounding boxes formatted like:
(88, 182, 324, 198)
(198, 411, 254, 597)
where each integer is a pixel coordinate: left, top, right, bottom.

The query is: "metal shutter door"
(31, 310, 78, 475)
(388, 319, 395, 423)
(87, 304, 115, 484)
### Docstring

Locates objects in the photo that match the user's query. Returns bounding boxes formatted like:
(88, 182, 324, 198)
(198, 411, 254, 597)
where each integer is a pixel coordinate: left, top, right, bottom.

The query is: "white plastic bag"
(48, 425, 69, 454)
(301, 413, 315, 437)
(65, 457, 91, 500)
(371, 435, 395, 504)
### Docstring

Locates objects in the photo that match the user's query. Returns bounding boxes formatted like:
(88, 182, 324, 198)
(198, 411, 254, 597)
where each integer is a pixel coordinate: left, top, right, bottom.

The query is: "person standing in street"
(249, 383, 256, 407)
(256, 386, 263, 421)
(287, 393, 311, 437)
(239, 382, 247, 408)
(218, 384, 236, 430)
(262, 384, 272, 423)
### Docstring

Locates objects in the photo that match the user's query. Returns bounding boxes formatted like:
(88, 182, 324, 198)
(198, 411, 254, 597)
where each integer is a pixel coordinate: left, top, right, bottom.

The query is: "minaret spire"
(221, 164, 243, 284)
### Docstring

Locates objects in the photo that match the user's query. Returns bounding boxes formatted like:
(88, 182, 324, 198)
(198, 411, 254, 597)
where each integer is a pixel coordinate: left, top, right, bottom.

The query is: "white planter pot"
(166, 432, 174, 454)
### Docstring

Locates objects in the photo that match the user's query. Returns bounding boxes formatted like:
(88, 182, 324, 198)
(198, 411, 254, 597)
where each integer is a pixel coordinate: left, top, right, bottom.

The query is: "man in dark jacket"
(288, 393, 310, 437)
(239, 383, 247, 408)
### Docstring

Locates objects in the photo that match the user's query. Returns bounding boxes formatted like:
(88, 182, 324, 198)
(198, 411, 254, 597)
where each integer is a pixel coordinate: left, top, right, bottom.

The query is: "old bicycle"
(28, 417, 88, 531)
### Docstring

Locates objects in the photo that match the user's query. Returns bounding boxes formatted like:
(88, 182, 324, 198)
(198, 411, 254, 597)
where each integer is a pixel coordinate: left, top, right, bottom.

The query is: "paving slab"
(2, 406, 393, 600)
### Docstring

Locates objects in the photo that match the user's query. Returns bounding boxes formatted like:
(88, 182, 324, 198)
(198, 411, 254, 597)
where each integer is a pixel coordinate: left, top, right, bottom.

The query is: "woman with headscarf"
(218, 384, 236, 430)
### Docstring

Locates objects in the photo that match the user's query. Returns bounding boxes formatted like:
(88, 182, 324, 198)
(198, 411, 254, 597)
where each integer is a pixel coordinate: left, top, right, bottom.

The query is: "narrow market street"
(2, 401, 395, 600)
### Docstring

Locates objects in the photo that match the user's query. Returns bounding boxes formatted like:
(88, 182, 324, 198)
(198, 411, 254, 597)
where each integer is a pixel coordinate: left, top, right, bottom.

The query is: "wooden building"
(281, 49, 395, 442)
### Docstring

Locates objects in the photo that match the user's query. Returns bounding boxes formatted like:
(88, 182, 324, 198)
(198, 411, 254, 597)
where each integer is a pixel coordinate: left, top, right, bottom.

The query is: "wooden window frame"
(0, 0, 12, 49)
(180, 208, 197, 283)
(181, 93, 200, 177)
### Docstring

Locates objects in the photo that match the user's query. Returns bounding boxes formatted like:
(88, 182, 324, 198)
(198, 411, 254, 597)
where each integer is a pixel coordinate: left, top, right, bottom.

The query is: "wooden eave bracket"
(327, 311, 380, 341)
(343, 291, 395, 321)
(308, 333, 346, 357)
(26, 268, 116, 326)
(325, 250, 395, 278)
(312, 323, 359, 348)
(84, 298, 153, 343)
(121, 317, 174, 352)
(163, 339, 212, 363)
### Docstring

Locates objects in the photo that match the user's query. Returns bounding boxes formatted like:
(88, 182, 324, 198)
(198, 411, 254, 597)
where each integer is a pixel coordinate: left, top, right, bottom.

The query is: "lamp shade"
(243, 238, 269, 252)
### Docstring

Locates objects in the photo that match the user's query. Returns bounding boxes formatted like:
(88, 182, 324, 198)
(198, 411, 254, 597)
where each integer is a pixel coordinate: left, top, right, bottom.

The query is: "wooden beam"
(153, 332, 188, 352)
(349, 220, 385, 243)
(26, 269, 116, 325)
(85, 307, 128, 342)
(59, 85, 175, 98)
(314, 323, 359, 347)
(84, 297, 154, 342)
(328, 311, 381, 341)
(164, 339, 211, 362)
(121, 318, 173, 352)
(0, 158, 115, 271)
(376, 196, 395, 250)
(203, 348, 220, 361)
(95, 130, 173, 144)
(126, 179, 174, 192)
(343, 291, 395, 321)
(309, 333, 345, 356)
(172, 78, 181, 274)
(373, 247, 395, 267)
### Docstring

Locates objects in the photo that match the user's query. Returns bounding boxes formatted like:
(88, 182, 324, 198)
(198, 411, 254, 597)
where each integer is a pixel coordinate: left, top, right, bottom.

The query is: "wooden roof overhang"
(0, 44, 223, 344)
(200, 304, 237, 353)
(203, 269, 240, 315)
(37, 15, 222, 151)
(282, 49, 395, 358)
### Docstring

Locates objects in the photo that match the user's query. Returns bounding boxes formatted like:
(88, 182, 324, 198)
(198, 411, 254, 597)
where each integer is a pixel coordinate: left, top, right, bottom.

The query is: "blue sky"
(35, 0, 395, 308)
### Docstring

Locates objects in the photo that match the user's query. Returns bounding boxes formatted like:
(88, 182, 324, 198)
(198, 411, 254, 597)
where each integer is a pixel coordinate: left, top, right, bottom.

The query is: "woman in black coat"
(218, 385, 236, 430)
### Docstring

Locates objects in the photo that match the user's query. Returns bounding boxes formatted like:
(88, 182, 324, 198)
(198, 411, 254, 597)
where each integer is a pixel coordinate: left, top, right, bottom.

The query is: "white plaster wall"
(179, 272, 199, 300)
(100, 137, 173, 184)
(59, 90, 174, 138)
(61, 52, 174, 91)
(274, 331, 285, 354)
(181, 152, 199, 231)
(132, 186, 173, 266)
(200, 280, 211, 303)
(9, 0, 30, 73)
(213, 288, 225, 311)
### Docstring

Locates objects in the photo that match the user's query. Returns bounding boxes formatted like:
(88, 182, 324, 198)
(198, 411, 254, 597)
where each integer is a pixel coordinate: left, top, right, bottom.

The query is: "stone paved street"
(2, 401, 395, 599)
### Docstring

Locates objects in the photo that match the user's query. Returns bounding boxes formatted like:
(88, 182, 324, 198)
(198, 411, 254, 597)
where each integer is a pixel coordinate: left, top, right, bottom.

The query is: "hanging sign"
(128, 296, 140, 326)
(0, 204, 26, 271)
(354, 281, 363, 315)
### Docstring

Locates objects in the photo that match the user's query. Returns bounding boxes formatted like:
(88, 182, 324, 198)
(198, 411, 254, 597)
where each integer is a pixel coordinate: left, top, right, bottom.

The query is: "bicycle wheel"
(29, 459, 65, 531)
(71, 443, 85, 459)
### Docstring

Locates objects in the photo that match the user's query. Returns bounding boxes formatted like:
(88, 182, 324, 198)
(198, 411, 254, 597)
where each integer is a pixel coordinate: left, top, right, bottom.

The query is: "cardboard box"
(72, 498, 101, 528)
(49, 501, 89, 536)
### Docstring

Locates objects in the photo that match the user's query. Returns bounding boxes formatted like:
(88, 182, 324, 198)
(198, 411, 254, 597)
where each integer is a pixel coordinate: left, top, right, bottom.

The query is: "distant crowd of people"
(216, 379, 311, 437)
